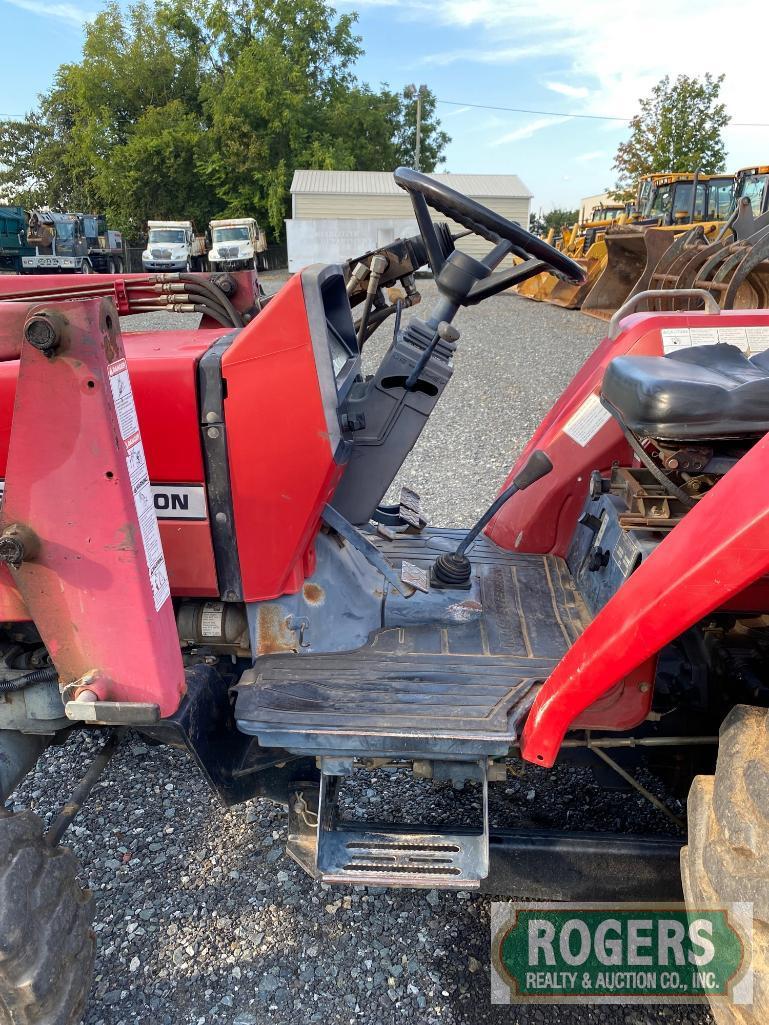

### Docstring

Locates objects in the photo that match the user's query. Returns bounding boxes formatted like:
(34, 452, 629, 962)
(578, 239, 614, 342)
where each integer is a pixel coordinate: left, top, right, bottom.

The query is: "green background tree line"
(0, 0, 450, 241)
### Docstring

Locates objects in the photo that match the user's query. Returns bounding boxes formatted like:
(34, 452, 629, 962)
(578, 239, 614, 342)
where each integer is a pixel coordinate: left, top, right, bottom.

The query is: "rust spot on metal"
(446, 599, 483, 622)
(302, 582, 325, 606)
(253, 604, 298, 656)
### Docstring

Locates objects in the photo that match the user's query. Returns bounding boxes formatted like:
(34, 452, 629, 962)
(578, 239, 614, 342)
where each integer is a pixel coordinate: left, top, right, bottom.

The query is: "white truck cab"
(142, 221, 207, 272)
(208, 217, 267, 271)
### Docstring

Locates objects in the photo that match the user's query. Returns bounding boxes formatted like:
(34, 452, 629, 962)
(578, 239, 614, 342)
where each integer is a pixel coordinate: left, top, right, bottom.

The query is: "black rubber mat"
(235, 531, 590, 756)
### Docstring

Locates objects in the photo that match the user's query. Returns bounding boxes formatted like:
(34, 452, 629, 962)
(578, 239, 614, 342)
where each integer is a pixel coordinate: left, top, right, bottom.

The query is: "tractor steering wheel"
(394, 167, 585, 305)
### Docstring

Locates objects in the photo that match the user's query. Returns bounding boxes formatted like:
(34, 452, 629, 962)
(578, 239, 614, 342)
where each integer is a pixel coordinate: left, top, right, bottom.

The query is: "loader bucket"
(687, 225, 769, 310)
(628, 226, 712, 311)
(546, 239, 608, 310)
(513, 270, 552, 301)
(581, 228, 649, 320)
(638, 223, 769, 313)
(545, 266, 591, 308)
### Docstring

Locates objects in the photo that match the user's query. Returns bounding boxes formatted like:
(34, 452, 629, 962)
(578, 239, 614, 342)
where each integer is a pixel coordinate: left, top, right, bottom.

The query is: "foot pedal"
(287, 761, 490, 889)
(371, 488, 428, 535)
(399, 486, 427, 530)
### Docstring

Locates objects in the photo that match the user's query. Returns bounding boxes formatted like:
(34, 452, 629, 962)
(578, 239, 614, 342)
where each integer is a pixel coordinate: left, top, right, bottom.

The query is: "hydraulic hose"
(177, 274, 243, 328)
(131, 291, 235, 327)
(0, 666, 57, 693)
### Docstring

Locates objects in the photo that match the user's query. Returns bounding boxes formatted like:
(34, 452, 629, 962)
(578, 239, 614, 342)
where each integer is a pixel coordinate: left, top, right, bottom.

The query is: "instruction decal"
(563, 393, 613, 447)
(108, 359, 171, 612)
(661, 325, 769, 355)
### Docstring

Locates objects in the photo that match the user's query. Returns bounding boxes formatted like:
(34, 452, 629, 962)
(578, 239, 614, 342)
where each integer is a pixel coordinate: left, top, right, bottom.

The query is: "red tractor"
(0, 169, 767, 1024)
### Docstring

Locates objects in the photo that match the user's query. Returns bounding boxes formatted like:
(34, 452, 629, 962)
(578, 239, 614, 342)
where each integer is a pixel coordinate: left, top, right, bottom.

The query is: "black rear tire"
(0, 810, 95, 1025)
(681, 705, 769, 1024)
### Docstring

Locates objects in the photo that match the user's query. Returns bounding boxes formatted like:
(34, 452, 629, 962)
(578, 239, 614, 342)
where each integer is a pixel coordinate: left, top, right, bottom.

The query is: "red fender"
(520, 430, 769, 766)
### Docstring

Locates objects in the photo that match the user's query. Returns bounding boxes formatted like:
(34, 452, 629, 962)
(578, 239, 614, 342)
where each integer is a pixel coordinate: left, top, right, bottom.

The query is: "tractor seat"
(601, 343, 769, 441)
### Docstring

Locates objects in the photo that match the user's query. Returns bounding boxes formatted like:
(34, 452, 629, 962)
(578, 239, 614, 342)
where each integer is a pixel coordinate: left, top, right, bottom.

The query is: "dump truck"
(208, 217, 267, 271)
(22, 209, 124, 274)
(0, 206, 33, 273)
(580, 171, 734, 319)
(142, 220, 207, 272)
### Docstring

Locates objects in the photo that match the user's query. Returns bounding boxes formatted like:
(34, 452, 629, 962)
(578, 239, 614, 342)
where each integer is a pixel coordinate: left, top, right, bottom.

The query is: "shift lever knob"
(432, 449, 554, 588)
(512, 450, 554, 490)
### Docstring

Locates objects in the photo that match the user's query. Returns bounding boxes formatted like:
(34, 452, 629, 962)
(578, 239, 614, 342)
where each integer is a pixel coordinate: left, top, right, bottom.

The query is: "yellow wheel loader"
(630, 166, 769, 313)
(580, 171, 733, 320)
(513, 204, 626, 306)
(546, 204, 628, 309)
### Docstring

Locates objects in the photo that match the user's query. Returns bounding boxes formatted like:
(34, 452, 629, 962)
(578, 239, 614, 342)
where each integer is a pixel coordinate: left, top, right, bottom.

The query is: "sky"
(1, 0, 768, 212)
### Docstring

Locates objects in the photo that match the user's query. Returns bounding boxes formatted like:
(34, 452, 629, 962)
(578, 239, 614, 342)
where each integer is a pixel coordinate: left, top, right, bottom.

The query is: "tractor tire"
(0, 810, 95, 1025)
(80, 260, 93, 275)
(681, 705, 769, 1025)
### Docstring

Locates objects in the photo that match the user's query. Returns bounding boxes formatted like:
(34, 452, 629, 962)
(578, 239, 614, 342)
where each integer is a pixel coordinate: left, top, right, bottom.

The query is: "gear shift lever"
(431, 450, 553, 588)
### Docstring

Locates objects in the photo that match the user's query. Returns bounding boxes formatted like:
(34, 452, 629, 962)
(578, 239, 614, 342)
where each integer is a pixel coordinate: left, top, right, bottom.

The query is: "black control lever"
(431, 450, 553, 588)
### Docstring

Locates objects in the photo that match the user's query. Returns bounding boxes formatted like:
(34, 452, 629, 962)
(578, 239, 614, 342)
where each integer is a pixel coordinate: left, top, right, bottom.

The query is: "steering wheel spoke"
(466, 259, 549, 304)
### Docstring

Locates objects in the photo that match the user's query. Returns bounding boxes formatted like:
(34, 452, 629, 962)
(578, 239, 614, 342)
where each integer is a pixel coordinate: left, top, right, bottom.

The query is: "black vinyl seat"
(601, 343, 769, 441)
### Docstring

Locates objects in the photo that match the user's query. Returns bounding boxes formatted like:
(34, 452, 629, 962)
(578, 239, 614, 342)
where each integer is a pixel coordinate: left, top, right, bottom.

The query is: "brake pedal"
(288, 761, 490, 889)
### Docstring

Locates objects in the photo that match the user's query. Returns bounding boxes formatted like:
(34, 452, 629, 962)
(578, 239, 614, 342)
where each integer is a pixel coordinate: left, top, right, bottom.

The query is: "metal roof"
(291, 169, 532, 199)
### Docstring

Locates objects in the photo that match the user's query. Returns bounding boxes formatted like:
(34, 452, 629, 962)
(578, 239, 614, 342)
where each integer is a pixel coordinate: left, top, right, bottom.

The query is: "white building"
(286, 170, 533, 272)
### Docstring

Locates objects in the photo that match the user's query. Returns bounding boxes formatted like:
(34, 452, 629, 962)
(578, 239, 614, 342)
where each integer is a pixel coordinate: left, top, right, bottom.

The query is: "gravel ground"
(10, 273, 711, 1025)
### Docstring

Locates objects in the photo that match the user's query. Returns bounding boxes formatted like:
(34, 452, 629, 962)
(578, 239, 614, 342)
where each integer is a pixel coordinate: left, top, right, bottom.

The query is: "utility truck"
(208, 217, 267, 271)
(22, 210, 123, 274)
(142, 220, 207, 272)
(0, 206, 32, 273)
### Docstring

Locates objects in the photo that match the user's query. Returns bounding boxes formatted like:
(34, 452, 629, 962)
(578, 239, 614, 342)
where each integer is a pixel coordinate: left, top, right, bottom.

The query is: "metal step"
(287, 762, 490, 889)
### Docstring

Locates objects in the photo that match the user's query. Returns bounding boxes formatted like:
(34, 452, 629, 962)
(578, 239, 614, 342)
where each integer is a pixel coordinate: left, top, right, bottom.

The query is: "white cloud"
(424, 42, 564, 66)
(4, 0, 95, 26)
(576, 150, 608, 162)
(491, 116, 573, 146)
(418, 0, 767, 169)
(545, 81, 589, 99)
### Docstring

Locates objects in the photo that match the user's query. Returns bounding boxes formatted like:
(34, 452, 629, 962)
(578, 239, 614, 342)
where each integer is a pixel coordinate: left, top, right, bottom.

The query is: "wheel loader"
(514, 202, 627, 306)
(1, 169, 769, 1024)
(580, 171, 734, 319)
(631, 165, 769, 314)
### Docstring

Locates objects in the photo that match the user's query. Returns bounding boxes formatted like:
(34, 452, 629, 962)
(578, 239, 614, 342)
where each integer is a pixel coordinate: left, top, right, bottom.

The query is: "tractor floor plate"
(235, 531, 590, 758)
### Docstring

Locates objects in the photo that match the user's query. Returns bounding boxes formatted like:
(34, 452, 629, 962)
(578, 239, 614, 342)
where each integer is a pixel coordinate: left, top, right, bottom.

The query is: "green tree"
(109, 102, 216, 235)
(0, 0, 450, 240)
(542, 208, 579, 233)
(613, 73, 729, 198)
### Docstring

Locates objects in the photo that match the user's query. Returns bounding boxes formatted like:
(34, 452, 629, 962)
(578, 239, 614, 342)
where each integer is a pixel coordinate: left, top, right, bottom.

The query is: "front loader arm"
(0, 298, 186, 721)
(520, 429, 769, 766)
